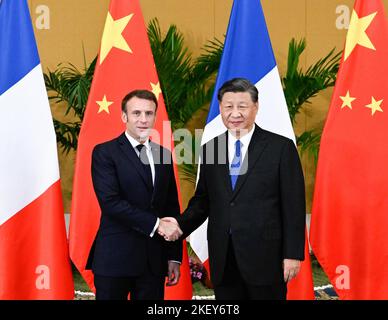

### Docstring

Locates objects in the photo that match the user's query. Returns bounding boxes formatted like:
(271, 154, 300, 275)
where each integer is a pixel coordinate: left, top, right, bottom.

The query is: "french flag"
(0, 0, 74, 299)
(189, 0, 315, 299)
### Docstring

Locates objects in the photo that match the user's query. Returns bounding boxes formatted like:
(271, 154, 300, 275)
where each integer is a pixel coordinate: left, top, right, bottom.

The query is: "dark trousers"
(214, 238, 287, 300)
(94, 267, 165, 300)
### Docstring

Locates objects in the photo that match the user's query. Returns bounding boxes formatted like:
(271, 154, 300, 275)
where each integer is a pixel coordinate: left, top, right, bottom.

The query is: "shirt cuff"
(168, 260, 181, 265)
(150, 218, 159, 237)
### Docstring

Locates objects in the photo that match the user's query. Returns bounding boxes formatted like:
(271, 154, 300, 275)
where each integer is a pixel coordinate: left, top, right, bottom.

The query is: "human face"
(121, 96, 156, 142)
(219, 91, 258, 138)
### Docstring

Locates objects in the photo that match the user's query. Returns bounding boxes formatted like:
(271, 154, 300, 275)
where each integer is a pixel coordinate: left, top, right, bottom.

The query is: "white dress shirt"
(228, 126, 255, 169)
(125, 131, 155, 185)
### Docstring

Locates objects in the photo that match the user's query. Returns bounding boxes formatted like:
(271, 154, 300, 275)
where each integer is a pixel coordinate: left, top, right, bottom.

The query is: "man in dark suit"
(161, 78, 306, 300)
(88, 89, 183, 300)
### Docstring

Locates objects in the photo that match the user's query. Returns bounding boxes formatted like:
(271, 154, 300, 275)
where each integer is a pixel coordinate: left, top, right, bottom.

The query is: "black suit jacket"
(87, 133, 182, 277)
(178, 125, 305, 286)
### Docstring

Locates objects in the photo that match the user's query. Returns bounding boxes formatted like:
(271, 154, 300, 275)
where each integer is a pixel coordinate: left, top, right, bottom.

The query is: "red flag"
(310, 0, 388, 299)
(69, 0, 192, 299)
(287, 231, 315, 300)
(0, 0, 74, 299)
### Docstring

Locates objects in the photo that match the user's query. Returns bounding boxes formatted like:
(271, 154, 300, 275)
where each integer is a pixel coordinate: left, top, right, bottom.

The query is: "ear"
(121, 112, 127, 123)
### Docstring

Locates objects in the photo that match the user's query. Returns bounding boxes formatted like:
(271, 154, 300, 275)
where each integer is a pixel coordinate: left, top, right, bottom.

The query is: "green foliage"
(296, 130, 322, 164)
(176, 134, 202, 184)
(44, 57, 97, 153)
(283, 38, 341, 124)
(147, 18, 222, 130)
(44, 21, 340, 171)
(282, 38, 341, 161)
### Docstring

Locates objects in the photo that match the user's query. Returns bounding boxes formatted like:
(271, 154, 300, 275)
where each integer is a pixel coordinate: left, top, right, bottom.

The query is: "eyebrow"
(131, 109, 155, 114)
(222, 101, 250, 105)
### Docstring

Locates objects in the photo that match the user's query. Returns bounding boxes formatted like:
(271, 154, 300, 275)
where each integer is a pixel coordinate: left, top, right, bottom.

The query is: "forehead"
(126, 96, 156, 110)
(220, 91, 254, 103)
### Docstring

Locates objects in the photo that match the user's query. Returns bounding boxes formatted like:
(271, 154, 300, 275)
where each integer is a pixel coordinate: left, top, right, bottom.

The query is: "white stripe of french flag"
(0, 0, 73, 299)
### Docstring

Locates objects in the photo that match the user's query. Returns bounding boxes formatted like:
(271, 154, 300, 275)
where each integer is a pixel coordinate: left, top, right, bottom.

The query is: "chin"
(138, 132, 150, 141)
(228, 126, 244, 131)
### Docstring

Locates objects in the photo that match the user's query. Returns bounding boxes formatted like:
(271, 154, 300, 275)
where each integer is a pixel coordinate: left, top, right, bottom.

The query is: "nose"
(230, 106, 241, 118)
(139, 112, 147, 123)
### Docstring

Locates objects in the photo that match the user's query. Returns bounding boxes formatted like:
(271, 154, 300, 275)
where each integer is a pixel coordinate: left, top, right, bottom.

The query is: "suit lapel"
(216, 133, 233, 196)
(150, 141, 163, 202)
(118, 133, 152, 191)
(231, 125, 268, 198)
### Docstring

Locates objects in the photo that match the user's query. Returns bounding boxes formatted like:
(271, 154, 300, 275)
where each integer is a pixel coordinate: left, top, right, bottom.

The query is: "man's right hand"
(158, 217, 182, 241)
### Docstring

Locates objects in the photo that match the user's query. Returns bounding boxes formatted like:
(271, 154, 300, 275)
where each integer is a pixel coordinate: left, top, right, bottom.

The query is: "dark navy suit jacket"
(87, 133, 182, 277)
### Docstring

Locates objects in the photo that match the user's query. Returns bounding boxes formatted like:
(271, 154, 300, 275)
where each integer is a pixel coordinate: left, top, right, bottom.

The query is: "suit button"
(230, 202, 235, 207)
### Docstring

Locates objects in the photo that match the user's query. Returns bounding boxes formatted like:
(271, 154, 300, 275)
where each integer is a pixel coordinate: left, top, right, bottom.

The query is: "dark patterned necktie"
(136, 144, 153, 188)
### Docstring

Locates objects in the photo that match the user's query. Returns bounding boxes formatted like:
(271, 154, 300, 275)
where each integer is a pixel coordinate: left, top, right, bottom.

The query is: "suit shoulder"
(259, 127, 295, 146)
(92, 135, 122, 154)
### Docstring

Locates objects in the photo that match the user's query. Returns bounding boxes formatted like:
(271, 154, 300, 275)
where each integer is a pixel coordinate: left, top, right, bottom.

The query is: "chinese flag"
(310, 0, 388, 299)
(69, 0, 192, 299)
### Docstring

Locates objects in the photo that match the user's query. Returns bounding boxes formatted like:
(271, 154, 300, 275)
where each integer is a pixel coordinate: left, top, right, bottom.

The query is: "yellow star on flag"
(365, 96, 383, 116)
(344, 10, 377, 61)
(97, 95, 114, 114)
(340, 90, 356, 109)
(151, 82, 162, 100)
(99, 12, 134, 65)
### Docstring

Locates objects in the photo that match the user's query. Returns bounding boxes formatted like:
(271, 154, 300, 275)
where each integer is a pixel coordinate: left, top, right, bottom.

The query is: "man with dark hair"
(87, 89, 183, 300)
(161, 78, 306, 300)
(217, 77, 259, 103)
(121, 89, 158, 113)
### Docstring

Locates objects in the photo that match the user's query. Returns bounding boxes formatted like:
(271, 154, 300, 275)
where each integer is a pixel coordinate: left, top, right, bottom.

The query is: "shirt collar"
(228, 125, 255, 148)
(124, 131, 151, 151)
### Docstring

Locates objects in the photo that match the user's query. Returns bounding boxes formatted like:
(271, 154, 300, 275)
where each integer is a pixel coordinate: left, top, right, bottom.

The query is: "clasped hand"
(157, 217, 182, 241)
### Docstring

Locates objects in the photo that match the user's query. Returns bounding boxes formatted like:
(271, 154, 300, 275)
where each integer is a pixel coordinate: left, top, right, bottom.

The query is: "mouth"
(229, 121, 243, 127)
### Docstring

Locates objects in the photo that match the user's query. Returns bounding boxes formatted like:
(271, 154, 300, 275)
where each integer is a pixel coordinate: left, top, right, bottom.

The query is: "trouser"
(214, 238, 287, 300)
(94, 266, 165, 300)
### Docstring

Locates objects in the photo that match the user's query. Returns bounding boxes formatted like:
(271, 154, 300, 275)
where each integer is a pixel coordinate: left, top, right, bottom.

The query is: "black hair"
(217, 78, 258, 103)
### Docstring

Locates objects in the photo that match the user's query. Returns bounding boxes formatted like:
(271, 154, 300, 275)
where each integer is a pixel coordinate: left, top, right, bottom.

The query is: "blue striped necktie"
(230, 140, 242, 189)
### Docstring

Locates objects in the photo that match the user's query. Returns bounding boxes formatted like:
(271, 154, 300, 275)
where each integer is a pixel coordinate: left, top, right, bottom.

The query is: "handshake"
(157, 217, 182, 241)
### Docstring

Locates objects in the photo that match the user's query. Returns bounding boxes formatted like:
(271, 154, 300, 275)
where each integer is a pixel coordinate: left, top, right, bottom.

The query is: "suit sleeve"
(280, 139, 306, 260)
(91, 144, 157, 236)
(177, 153, 210, 237)
(164, 157, 183, 262)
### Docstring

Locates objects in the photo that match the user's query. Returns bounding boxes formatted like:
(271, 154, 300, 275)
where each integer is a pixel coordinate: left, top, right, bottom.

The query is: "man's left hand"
(167, 261, 181, 286)
(283, 259, 301, 282)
